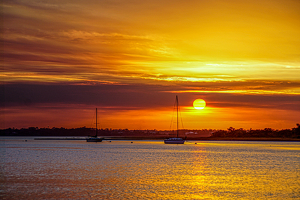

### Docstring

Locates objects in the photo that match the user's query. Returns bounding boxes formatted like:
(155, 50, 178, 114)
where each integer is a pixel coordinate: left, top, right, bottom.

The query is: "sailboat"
(164, 95, 185, 144)
(86, 108, 103, 142)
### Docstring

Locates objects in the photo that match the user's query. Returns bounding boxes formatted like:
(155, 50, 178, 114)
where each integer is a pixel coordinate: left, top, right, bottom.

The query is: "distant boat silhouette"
(86, 108, 103, 142)
(164, 95, 185, 144)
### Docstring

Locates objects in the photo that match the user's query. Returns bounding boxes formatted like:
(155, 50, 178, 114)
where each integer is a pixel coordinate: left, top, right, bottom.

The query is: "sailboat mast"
(176, 95, 178, 138)
(96, 108, 98, 137)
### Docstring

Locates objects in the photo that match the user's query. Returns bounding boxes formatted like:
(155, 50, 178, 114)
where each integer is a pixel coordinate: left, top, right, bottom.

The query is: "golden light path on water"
(1, 138, 299, 199)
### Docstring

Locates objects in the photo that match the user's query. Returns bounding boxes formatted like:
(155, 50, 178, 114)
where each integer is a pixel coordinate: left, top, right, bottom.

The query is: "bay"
(1, 137, 299, 199)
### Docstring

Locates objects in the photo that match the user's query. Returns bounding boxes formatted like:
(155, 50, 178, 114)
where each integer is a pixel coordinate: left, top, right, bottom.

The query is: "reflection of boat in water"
(86, 108, 103, 142)
(164, 95, 185, 144)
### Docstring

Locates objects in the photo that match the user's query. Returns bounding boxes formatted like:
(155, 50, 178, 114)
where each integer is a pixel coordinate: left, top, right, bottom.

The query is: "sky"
(1, 0, 300, 130)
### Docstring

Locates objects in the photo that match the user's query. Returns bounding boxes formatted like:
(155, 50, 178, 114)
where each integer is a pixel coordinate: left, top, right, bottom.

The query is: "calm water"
(1, 137, 299, 199)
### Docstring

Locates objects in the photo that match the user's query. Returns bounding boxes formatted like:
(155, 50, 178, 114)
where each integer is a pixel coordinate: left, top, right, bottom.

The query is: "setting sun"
(193, 99, 206, 110)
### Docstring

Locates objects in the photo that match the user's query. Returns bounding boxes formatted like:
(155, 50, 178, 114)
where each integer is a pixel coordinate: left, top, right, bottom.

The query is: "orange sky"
(1, 0, 300, 130)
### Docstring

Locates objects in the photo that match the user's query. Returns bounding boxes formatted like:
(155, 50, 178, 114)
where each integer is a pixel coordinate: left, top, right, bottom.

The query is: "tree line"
(1, 124, 299, 139)
(211, 124, 300, 139)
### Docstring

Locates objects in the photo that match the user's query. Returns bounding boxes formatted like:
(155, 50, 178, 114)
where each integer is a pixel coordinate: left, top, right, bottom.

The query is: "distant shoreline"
(29, 136, 300, 142)
(202, 137, 300, 142)
(2, 125, 299, 140)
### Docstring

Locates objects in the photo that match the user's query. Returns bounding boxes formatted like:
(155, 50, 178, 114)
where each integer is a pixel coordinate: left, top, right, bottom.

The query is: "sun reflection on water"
(1, 139, 299, 199)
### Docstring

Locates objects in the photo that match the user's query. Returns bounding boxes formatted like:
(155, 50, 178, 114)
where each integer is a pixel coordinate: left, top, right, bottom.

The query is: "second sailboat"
(164, 96, 185, 144)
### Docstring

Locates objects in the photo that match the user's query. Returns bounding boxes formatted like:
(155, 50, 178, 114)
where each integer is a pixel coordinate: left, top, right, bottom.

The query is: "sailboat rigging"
(86, 108, 103, 142)
(164, 95, 185, 144)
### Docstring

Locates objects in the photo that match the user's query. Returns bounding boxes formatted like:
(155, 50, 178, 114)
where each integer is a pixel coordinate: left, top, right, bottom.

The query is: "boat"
(164, 95, 185, 144)
(86, 108, 103, 142)
(164, 137, 185, 144)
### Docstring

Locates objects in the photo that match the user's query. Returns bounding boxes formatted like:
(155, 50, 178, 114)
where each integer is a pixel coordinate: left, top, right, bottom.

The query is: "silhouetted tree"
(292, 123, 300, 138)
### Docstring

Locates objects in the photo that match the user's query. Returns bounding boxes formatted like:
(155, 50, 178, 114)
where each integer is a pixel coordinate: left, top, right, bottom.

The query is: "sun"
(193, 99, 206, 110)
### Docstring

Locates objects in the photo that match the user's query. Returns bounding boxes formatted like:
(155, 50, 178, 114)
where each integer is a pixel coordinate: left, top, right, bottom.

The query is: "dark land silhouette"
(1, 124, 300, 141)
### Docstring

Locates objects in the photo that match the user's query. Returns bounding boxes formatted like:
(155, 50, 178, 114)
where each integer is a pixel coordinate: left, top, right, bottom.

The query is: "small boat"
(86, 137, 102, 142)
(86, 108, 103, 142)
(164, 95, 185, 144)
(164, 137, 184, 144)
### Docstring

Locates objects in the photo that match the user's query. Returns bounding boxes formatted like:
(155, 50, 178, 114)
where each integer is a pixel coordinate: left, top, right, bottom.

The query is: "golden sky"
(1, 0, 300, 129)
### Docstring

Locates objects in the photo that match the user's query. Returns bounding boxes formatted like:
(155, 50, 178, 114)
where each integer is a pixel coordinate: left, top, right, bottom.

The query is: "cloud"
(2, 82, 300, 111)
(1, 82, 172, 108)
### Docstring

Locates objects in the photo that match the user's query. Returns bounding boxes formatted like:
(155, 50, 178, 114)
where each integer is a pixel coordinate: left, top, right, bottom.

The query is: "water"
(1, 137, 299, 199)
